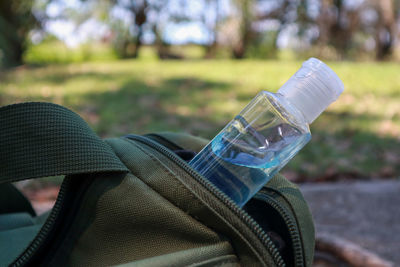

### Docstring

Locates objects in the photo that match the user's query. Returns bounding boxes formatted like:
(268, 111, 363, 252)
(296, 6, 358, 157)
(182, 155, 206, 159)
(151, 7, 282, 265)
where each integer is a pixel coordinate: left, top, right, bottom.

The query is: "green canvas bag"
(0, 102, 315, 267)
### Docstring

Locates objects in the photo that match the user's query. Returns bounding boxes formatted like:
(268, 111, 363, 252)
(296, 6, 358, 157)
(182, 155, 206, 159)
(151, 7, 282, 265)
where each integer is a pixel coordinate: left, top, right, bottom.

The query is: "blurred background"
(0, 0, 399, 265)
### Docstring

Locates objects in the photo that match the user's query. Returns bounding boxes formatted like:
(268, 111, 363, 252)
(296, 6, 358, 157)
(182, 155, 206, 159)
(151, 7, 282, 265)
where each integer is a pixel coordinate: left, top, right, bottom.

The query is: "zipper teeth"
(126, 134, 285, 267)
(11, 178, 69, 267)
(257, 193, 304, 267)
(145, 133, 185, 151)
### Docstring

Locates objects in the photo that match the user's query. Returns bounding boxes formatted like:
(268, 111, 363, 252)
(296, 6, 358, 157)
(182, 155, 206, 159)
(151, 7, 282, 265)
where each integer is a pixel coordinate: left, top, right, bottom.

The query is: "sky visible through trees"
(1, 0, 398, 68)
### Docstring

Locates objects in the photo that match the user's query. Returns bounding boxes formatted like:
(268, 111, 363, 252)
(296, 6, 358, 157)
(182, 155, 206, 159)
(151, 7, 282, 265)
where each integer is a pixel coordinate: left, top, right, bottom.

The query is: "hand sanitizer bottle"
(189, 58, 344, 207)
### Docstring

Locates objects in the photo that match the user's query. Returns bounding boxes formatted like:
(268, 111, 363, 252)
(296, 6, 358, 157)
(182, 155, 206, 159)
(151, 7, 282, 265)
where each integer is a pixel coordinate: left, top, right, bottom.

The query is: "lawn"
(1, 58, 399, 181)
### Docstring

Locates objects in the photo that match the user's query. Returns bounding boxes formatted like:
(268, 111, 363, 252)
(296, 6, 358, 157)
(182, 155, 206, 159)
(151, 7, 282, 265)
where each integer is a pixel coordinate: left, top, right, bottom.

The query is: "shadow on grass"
(70, 76, 400, 181)
(2, 69, 133, 84)
(75, 76, 233, 137)
(2, 70, 399, 181)
(33, 71, 124, 84)
(291, 129, 400, 181)
(322, 110, 385, 122)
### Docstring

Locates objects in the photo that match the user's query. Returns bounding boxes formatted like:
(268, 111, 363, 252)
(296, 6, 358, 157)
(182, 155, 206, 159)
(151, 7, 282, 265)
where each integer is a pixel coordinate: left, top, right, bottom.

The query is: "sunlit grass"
(24, 41, 118, 64)
(1, 58, 399, 180)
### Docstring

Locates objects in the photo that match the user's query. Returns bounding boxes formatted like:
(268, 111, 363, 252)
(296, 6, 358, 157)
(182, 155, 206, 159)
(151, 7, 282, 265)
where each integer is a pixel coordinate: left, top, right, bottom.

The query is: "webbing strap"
(0, 102, 128, 184)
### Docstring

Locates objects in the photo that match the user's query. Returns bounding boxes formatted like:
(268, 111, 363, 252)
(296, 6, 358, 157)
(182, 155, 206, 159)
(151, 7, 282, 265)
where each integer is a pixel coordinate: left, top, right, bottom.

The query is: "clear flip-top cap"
(277, 58, 344, 124)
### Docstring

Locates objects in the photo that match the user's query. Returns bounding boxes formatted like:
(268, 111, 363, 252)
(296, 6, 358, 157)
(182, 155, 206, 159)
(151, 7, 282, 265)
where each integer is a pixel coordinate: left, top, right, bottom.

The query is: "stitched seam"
(128, 140, 207, 213)
(123, 139, 267, 265)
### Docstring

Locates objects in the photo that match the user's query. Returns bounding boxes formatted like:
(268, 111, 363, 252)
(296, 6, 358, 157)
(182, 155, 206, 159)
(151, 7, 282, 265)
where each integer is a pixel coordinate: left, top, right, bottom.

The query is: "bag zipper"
(125, 134, 286, 267)
(11, 174, 99, 266)
(144, 133, 185, 151)
(11, 177, 71, 267)
(8, 134, 295, 267)
(255, 191, 305, 267)
(145, 133, 305, 266)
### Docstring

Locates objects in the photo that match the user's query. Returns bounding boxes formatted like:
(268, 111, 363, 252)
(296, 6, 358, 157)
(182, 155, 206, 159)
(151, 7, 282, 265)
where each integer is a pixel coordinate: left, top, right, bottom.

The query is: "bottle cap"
(277, 58, 344, 124)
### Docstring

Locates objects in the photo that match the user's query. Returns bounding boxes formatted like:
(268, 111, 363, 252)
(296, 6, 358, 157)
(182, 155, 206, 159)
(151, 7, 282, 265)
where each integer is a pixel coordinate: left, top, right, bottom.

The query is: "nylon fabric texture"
(146, 132, 209, 152)
(265, 177, 315, 267)
(67, 173, 235, 266)
(146, 132, 315, 266)
(0, 183, 36, 216)
(0, 102, 128, 184)
(106, 137, 278, 266)
(0, 101, 315, 267)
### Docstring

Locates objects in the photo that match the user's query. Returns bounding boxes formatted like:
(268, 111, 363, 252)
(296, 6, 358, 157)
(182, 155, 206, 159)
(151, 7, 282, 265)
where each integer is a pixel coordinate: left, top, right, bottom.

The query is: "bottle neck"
(278, 80, 323, 124)
(278, 93, 310, 125)
(262, 91, 310, 131)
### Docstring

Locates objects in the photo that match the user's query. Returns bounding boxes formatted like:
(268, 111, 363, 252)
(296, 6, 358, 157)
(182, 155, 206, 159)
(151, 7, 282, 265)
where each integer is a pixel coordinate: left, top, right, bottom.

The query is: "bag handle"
(0, 102, 128, 184)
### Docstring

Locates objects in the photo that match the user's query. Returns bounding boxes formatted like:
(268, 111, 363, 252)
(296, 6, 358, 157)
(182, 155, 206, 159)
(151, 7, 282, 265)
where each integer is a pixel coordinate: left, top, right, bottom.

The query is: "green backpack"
(0, 102, 315, 267)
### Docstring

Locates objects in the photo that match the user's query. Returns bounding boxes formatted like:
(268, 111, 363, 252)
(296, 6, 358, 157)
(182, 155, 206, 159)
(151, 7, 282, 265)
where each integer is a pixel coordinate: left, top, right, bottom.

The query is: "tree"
(373, 0, 398, 60)
(202, 0, 220, 58)
(80, 0, 169, 59)
(231, 0, 253, 59)
(308, 0, 399, 60)
(227, 0, 294, 59)
(107, 0, 149, 58)
(315, 0, 362, 59)
(0, 1, 38, 68)
(148, 0, 171, 59)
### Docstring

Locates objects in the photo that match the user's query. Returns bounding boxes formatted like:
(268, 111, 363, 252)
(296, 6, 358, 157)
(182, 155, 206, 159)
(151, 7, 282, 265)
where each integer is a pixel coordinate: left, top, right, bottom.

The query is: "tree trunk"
(122, 0, 147, 59)
(0, 1, 36, 68)
(2, 33, 25, 67)
(375, 0, 396, 60)
(132, 26, 143, 59)
(232, 0, 252, 59)
(232, 17, 251, 59)
(204, 0, 219, 59)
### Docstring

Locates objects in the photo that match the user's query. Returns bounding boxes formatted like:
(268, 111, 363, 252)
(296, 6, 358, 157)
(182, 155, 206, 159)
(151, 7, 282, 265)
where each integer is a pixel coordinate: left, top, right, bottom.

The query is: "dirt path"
(301, 180, 400, 265)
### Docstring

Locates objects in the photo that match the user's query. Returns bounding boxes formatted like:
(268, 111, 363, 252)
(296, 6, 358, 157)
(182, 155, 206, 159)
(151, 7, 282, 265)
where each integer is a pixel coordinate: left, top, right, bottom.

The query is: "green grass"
(23, 42, 207, 64)
(1, 58, 399, 181)
(24, 41, 119, 64)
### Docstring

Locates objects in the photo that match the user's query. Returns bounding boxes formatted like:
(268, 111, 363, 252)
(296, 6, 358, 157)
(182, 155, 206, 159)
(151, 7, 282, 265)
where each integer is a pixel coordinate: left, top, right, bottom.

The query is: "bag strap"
(0, 102, 128, 184)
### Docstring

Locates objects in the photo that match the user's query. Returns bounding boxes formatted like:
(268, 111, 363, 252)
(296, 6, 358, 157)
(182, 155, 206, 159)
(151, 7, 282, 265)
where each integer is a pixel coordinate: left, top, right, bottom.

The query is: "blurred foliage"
(246, 31, 279, 59)
(0, 1, 37, 68)
(78, 0, 170, 59)
(1, 57, 399, 180)
(1, 0, 400, 68)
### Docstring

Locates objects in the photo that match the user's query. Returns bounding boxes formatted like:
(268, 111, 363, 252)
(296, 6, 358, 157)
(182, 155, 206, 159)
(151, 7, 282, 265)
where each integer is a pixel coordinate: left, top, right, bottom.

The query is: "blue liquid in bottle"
(190, 109, 311, 207)
(189, 58, 344, 207)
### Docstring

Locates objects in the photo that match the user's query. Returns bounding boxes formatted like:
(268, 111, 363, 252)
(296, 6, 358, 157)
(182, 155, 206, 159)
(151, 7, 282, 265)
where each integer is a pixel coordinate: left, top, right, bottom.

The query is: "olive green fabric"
(0, 102, 128, 184)
(0, 102, 315, 267)
(264, 176, 315, 267)
(0, 102, 128, 266)
(62, 172, 237, 266)
(146, 132, 209, 152)
(148, 132, 316, 267)
(106, 137, 277, 266)
(115, 249, 239, 267)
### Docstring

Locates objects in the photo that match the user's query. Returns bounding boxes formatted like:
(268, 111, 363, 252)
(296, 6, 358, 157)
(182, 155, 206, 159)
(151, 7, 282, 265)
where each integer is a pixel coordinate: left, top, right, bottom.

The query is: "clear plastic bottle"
(189, 58, 344, 207)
